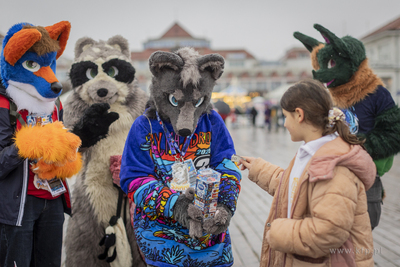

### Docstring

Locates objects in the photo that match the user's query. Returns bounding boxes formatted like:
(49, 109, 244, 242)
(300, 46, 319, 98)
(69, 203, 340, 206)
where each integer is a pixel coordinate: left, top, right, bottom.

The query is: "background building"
(362, 15, 400, 103)
(130, 22, 313, 97)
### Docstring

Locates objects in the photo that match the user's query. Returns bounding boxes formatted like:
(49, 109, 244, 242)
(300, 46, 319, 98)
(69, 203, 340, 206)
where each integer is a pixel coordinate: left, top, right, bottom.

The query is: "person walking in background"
(250, 106, 258, 127)
(264, 104, 272, 132)
(275, 107, 285, 132)
(230, 107, 238, 128)
(239, 80, 375, 266)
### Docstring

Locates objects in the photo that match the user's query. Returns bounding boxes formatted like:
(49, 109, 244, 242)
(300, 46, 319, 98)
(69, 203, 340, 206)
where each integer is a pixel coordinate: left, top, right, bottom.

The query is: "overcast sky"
(1, 0, 400, 61)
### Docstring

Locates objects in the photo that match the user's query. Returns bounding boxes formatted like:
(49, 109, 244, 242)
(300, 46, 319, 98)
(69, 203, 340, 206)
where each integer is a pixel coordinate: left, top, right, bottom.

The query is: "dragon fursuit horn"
(313, 24, 350, 58)
(3, 28, 42, 66)
(45, 21, 71, 59)
(293, 31, 321, 53)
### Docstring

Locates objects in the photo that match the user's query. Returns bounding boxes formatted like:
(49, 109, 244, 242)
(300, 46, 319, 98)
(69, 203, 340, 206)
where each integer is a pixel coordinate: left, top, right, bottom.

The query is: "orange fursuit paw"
(14, 121, 81, 164)
(31, 152, 82, 180)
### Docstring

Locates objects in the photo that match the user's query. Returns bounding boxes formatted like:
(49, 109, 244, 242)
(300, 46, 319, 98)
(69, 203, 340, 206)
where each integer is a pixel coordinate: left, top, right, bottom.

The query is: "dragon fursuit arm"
(359, 106, 400, 175)
(14, 121, 82, 180)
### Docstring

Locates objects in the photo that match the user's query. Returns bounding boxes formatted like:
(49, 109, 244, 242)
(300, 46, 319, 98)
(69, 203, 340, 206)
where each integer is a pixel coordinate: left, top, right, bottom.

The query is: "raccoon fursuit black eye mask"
(70, 59, 135, 88)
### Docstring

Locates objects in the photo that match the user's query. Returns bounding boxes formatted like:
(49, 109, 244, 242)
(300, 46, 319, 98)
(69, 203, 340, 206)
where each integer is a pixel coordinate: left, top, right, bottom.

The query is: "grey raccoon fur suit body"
(63, 35, 147, 267)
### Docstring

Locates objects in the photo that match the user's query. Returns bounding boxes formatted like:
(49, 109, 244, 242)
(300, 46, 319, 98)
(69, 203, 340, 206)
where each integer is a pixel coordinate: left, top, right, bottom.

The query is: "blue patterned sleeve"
(208, 111, 242, 215)
(120, 116, 179, 219)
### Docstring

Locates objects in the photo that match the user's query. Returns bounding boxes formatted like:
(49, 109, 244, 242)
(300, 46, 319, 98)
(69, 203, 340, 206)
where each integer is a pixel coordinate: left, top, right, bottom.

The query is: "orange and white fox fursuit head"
(1, 21, 82, 180)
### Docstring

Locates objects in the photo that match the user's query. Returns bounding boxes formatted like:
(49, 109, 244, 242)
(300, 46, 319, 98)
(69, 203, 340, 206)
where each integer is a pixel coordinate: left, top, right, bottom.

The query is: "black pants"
(366, 175, 383, 230)
(0, 195, 64, 267)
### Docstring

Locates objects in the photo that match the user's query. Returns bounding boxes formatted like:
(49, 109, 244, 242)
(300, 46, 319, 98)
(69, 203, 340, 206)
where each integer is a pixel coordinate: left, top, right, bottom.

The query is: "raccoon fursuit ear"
(45, 21, 71, 59)
(74, 37, 96, 60)
(313, 24, 350, 58)
(149, 51, 184, 77)
(4, 28, 42, 66)
(198, 54, 225, 80)
(107, 35, 130, 58)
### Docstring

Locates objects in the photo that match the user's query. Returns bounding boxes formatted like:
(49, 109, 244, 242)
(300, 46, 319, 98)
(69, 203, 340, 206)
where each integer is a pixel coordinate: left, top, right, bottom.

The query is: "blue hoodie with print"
(120, 110, 241, 267)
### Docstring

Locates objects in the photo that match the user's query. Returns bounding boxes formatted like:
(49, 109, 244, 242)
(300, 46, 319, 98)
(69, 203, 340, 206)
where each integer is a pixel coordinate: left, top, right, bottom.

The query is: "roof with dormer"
(161, 22, 193, 38)
(132, 22, 256, 61)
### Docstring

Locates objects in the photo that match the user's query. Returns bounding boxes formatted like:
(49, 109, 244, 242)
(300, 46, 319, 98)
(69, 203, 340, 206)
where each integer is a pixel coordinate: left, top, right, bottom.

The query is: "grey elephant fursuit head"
(145, 47, 224, 136)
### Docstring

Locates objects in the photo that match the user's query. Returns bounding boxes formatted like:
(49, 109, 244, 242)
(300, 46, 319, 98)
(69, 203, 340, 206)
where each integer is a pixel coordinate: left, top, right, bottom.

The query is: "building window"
(227, 53, 246, 60)
(271, 81, 281, 90)
(378, 43, 390, 62)
(229, 60, 244, 67)
(381, 77, 392, 91)
(256, 81, 267, 90)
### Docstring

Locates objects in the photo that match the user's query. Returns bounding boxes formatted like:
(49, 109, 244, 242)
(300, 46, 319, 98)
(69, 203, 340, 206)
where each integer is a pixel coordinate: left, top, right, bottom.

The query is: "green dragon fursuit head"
(294, 22, 400, 184)
(294, 24, 366, 88)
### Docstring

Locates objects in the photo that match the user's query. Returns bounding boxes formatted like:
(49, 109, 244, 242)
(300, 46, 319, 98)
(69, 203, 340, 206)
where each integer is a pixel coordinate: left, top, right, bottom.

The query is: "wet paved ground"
(227, 118, 400, 267)
(62, 116, 400, 267)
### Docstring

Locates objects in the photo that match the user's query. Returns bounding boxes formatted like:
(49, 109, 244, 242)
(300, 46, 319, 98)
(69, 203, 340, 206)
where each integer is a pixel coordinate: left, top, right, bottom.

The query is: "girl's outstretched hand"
(239, 156, 256, 171)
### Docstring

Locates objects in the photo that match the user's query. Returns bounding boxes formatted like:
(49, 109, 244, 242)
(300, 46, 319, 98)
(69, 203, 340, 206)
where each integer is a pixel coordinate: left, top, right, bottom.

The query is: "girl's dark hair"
(280, 79, 364, 147)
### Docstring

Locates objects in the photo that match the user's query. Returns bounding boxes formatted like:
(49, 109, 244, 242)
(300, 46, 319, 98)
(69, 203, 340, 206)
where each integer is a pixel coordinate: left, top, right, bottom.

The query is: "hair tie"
(328, 107, 345, 127)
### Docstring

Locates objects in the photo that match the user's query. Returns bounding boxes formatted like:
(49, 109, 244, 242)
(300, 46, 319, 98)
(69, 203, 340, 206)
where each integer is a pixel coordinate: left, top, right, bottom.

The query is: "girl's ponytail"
(323, 108, 365, 147)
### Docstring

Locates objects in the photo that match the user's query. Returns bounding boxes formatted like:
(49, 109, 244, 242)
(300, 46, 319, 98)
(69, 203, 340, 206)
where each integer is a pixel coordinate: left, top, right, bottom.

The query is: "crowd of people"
(215, 101, 286, 132)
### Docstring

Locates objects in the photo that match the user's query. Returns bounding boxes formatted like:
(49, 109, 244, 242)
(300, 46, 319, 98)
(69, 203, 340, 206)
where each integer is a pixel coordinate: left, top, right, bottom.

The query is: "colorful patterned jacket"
(120, 110, 241, 267)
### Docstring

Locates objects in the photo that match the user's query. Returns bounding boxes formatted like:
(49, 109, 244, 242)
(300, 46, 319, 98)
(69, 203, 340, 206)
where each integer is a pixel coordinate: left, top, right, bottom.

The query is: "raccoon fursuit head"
(63, 35, 147, 267)
(147, 47, 224, 136)
(0, 21, 82, 180)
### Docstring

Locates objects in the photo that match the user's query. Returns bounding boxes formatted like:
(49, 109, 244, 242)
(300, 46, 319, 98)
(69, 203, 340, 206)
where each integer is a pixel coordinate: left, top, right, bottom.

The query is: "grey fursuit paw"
(173, 188, 204, 238)
(203, 204, 232, 235)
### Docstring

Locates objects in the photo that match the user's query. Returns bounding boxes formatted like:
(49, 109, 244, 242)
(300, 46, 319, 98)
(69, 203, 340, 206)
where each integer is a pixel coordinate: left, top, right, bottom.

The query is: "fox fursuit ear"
(198, 54, 225, 80)
(45, 21, 71, 59)
(3, 28, 42, 66)
(74, 37, 96, 60)
(149, 51, 184, 77)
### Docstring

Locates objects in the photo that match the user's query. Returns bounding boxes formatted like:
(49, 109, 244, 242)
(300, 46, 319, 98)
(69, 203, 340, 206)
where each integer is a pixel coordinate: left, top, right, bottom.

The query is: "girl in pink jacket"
(240, 79, 375, 267)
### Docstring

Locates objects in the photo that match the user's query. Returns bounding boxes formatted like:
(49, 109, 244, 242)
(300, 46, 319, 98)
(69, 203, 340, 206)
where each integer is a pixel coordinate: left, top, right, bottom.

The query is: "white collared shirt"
(287, 134, 337, 218)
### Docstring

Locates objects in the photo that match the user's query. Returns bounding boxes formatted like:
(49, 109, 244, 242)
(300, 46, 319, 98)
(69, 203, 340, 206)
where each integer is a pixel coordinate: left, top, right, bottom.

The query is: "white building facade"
(362, 16, 400, 103)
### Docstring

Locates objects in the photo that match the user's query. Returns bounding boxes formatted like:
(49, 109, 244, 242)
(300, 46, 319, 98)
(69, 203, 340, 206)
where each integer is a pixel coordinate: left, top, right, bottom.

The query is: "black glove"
(72, 103, 119, 148)
(203, 204, 232, 235)
(173, 188, 203, 238)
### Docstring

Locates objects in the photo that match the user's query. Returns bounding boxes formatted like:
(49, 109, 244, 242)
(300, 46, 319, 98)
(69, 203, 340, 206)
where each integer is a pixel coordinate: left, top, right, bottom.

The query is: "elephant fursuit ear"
(3, 28, 42, 66)
(45, 21, 71, 59)
(198, 54, 225, 80)
(149, 51, 184, 77)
